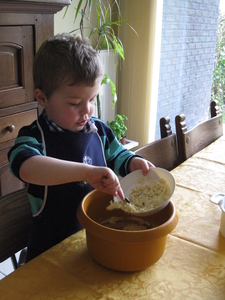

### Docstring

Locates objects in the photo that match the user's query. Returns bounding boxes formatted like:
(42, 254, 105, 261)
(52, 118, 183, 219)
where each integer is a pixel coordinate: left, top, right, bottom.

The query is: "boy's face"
(36, 78, 101, 132)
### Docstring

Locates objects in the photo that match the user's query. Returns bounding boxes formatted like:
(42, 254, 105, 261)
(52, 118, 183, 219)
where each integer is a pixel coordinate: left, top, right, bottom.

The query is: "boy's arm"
(94, 120, 154, 177)
(94, 119, 138, 176)
(19, 155, 124, 199)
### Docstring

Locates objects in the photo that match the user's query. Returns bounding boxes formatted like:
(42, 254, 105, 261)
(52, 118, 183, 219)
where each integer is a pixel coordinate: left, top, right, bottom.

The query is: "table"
(1, 135, 225, 300)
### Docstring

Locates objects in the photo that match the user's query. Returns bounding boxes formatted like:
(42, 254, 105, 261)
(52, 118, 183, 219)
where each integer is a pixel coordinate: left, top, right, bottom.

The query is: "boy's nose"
(80, 102, 90, 115)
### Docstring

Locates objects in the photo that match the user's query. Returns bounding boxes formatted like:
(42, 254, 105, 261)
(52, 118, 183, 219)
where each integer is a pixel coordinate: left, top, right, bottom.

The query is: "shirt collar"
(42, 109, 64, 132)
(42, 109, 97, 133)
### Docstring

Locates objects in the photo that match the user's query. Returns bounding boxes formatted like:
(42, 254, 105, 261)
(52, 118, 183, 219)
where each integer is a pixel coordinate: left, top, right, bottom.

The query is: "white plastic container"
(220, 197, 225, 237)
(210, 193, 225, 237)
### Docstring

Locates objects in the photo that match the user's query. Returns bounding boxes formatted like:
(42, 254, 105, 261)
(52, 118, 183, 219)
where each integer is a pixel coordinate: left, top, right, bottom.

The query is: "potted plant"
(64, 0, 137, 119)
(67, 0, 126, 61)
(107, 114, 128, 144)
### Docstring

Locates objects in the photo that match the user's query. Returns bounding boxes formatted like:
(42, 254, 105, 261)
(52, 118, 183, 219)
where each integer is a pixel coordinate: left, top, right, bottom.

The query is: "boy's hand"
(87, 167, 124, 200)
(129, 157, 155, 176)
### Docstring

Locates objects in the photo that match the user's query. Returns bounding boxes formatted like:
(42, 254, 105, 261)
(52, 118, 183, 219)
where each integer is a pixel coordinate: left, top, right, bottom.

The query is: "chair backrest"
(160, 116, 173, 138)
(135, 117, 178, 171)
(0, 188, 31, 265)
(175, 106, 223, 164)
(210, 99, 221, 117)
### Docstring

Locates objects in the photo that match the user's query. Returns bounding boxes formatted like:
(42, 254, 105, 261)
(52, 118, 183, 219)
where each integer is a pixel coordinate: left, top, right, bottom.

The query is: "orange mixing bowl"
(77, 190, 178, 272)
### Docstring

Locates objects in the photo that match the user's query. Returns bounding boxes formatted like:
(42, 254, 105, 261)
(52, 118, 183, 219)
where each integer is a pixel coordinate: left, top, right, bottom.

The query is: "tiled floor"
(0, 252, 20, 280)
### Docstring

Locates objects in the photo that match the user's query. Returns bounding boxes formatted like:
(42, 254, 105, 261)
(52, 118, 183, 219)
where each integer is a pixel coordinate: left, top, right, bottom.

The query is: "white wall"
(54, 2, 89, 36)
(54, 2, 116, 123)
(220, 0, 225, 13)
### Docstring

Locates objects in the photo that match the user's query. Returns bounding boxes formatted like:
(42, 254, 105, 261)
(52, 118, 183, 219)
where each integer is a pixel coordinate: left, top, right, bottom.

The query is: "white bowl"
(113, 167, 176, 216)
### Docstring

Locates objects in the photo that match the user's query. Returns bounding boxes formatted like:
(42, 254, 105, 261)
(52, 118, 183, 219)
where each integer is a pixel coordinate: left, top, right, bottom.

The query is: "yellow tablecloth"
(1, 135, 225, 300)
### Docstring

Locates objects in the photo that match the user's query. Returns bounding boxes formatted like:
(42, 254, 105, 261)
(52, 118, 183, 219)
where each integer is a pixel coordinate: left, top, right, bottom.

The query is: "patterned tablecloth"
(0, 135, 225, 300)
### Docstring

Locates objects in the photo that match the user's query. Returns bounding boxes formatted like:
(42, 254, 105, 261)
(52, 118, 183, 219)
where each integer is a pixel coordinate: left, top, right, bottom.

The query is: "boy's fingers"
(117, 187, 124, 200)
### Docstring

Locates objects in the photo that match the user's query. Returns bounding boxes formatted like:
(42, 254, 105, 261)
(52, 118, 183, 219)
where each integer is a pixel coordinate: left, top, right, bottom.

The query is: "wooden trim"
(0, 0, 71, 14)
(0, 103, 37, 118)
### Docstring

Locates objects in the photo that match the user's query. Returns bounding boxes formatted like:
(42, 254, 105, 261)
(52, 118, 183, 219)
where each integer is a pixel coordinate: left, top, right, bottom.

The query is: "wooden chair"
(175, 100, 223, 164)
(0, 188, 31, 270)
(135, 117, 178, 171)
(210, 99, 221, 117)
(160, 116, 173, 138)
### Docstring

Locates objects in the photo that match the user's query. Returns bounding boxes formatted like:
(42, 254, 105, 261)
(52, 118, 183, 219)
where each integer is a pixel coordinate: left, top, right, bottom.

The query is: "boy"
(8, 33, 153, 262)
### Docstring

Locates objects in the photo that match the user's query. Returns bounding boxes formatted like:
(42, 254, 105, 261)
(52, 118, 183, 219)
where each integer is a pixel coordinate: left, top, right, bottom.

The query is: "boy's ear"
(35, 89, 47, 107)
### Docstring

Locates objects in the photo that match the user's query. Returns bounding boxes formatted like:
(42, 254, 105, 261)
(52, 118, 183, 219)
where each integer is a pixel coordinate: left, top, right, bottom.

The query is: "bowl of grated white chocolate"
(107, 168, 176, 216)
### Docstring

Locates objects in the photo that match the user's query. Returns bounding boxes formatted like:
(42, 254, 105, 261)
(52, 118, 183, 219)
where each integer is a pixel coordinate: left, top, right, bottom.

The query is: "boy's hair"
(33, 33, 103, 99)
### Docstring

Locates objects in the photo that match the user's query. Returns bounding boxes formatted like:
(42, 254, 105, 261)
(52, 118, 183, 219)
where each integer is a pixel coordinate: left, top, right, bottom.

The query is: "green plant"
(68, 0, 127, 61)
(211, 10, 225, 122)
(64, 0, 137, 119)
(107, 114, 128, 141)
(97, 73, 117, 119)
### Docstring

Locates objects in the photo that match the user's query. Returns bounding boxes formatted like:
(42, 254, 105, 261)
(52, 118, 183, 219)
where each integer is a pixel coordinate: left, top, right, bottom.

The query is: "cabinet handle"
(7, 125, 15, 133)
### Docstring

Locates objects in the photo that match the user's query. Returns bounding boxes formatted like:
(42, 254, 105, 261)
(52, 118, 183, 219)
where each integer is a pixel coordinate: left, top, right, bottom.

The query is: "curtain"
(117, 0, 161, 147)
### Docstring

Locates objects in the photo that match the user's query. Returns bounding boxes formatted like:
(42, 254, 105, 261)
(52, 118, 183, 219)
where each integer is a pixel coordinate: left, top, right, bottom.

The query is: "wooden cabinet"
(0, 0, 70, 197)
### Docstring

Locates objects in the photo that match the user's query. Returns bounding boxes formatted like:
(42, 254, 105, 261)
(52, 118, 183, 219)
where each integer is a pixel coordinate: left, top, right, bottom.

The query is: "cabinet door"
(0, 26, 34, 108)
(0, 168, 26, 197)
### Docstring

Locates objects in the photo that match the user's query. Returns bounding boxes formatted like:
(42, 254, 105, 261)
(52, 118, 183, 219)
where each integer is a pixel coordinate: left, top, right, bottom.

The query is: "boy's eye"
(68, 97, 95, 107)
(69, 102, 80, 107)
